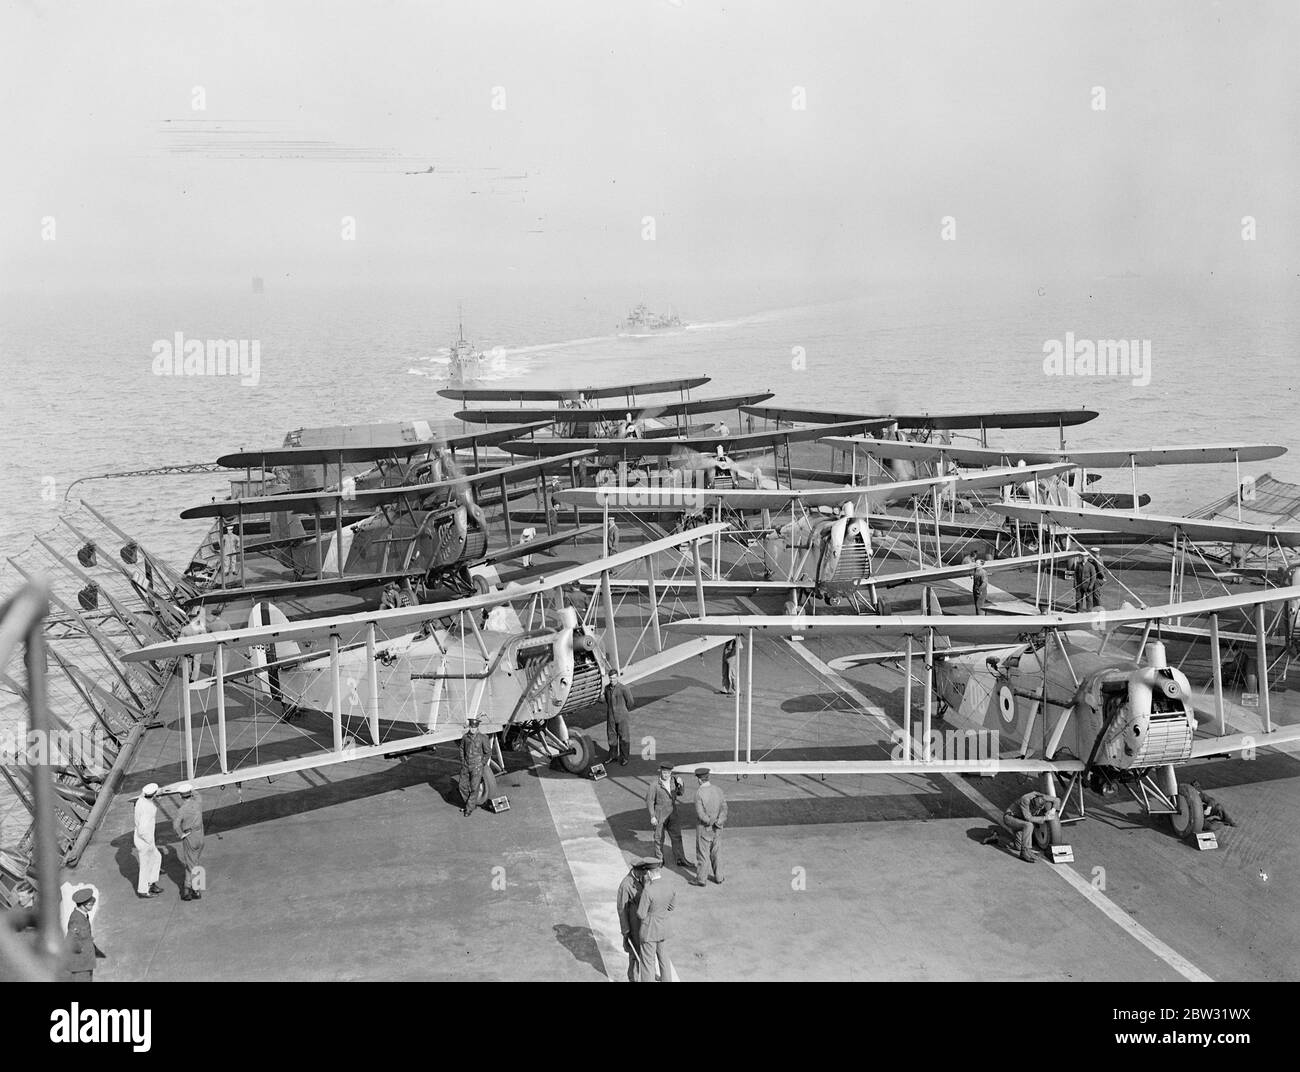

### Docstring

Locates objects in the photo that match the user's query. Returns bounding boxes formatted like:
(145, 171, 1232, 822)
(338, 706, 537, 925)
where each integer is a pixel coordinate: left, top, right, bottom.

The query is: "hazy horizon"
(2, 0, 1297, 295)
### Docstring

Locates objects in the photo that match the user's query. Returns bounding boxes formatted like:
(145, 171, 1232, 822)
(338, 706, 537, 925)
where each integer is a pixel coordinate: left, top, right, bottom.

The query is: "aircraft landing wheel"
(1171, 783, 1204, 840)
(559, 732, 593, 775)
(1033, 818, 1063, 850)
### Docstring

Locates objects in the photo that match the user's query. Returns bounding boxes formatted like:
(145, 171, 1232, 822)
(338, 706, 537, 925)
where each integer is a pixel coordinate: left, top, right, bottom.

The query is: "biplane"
(439, 376, 712, 407)
(669, 585, 1300, 847)
(555, 463, 1080, 610)
(832, 437, 1287, 516)
(121, 524, 732, 805)
(743, 404, 1100, 450)
(502, 418, 897, 491)
(182, 426, 602, 614)
(451, 392, 777, 439)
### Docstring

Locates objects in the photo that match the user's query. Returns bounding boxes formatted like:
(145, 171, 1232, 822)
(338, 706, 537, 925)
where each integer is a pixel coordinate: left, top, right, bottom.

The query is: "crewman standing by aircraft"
(133, 783, 162, 899)
(172, 783, 206, 899)
(971, 557, 989, 615)
(458, 716, 493, 816)
(604, 669, 635, 765)
(1074, 549, 1105, 612)
(220, 523, 240, 581)
(635, 858, 677, 982)
(380, 582, 402, 610)
(721, 637, 741, 695)
(689, 768, 728, 887)
(616, 858, 652, 981)
(1088, 548, 1106, 609)
(65, 888, 102, 981)
(646, 764, 689, 868)
(1001, 790, 1059, 863)
(180, 605, 208, 679)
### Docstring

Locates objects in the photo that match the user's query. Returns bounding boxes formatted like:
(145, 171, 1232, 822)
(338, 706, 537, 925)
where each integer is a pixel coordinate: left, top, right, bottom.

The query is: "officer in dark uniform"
(604, 670, 635, 765)
(65, 888, 102, 981)
(646, 763, 688, 867)
(458, 717, 493, 816)
(972, 558, 989, 615)
(635, 858, 678, 983)
(615, 858, 653, 982)
(721, 638, 741, 695)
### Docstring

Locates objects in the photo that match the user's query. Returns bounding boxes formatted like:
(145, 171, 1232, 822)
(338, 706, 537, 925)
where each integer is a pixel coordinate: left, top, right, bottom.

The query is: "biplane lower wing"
(866, 550, 1084, 591)
(579, 579, 815, 594)
(1187, 724, 1300, 761)
(502, 419, 894, 460)
(553, 463, 1073, 514)
(990, 502, 1300, 547)
(671, 757, 1084, 777)
(192, 571, 423, 606)
(149, 727, 468, 795)
(482, 523, 604, 565)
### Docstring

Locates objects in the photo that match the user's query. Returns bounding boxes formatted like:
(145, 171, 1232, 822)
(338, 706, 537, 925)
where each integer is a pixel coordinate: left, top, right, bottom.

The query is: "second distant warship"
(620, 303, 682, 333)
(448, 311, 484, 385)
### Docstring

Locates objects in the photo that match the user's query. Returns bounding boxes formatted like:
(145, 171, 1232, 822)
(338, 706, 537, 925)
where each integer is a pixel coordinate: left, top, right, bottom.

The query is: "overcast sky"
(1, 0, 1296, 289)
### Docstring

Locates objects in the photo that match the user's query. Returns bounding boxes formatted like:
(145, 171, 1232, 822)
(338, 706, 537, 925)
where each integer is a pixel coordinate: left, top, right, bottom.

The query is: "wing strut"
(922, 627, 934, 760)
(1209, 612, 1225, 736)
(746, 627, 754, 763)
(181, 651, 195, 781)
(645, 553, 662, 652)
(215, 644, 228, 774)
(1255, 601, 1272, 733)
(366, 623, 381, 745)
(600, 570, 621, 672)
(902, 634, 914, 761)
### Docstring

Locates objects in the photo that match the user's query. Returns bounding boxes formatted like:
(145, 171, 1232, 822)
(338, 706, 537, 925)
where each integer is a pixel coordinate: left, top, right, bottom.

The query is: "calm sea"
(3, 275, 1298, 581)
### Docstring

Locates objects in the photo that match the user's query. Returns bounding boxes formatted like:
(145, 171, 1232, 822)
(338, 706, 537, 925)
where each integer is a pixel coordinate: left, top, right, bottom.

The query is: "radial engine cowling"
(1093, 665, 1196, 770)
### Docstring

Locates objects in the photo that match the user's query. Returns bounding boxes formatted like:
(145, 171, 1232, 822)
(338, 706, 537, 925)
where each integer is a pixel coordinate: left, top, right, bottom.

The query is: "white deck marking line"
(738, 596, 1212, 983)
(535, 760, 681, 982)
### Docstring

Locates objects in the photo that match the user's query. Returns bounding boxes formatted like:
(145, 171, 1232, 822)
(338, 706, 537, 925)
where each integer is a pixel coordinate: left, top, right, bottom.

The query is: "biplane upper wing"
(215, 422, 555, 469)
(124, 522, 731, 663)
(747, 406, 1098, 431)
(180, 451, 598, 519)
(831, 437, 1288, 469)
(667, 584, 1300, 641)
(453, 392, 775, 424)
(438, 377, 711, 403)
(501, 419, 895, 459)
(553, 463, 1075, 514)
(989, 502, 1300, 547)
